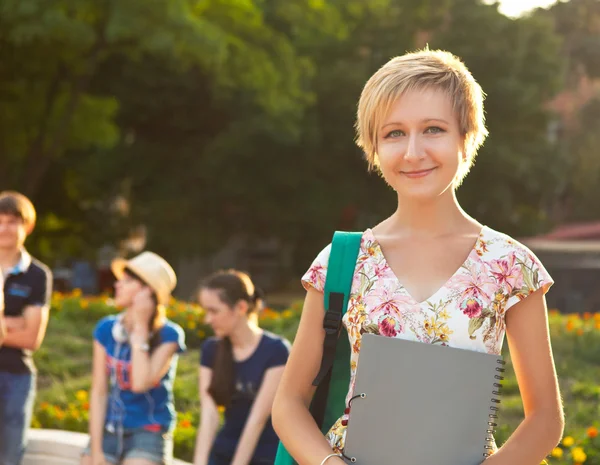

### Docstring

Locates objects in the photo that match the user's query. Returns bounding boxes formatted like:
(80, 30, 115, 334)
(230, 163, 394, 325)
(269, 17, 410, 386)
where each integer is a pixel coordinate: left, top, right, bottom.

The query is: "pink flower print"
(304, 263, 327, 291)
(461, 297, 483, 318)
(448, 260, 495, 306)
(365, 286, 415, 319)
(372, 260, 389, 280)
(489, 254, 523, 293)
(378, 314, 401, 337)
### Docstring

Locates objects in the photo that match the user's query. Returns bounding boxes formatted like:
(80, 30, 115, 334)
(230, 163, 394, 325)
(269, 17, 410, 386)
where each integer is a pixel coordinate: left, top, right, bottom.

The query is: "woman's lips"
(400, 167, 436, 179)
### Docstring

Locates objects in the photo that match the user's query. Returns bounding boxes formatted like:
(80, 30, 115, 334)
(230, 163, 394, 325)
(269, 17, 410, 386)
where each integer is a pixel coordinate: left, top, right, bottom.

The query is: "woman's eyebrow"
(381, 118, 450, 129)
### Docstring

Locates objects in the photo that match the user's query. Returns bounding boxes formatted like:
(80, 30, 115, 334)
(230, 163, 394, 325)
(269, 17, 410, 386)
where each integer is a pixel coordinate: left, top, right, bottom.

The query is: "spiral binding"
(340, 393, 367, 463)
(483, 358, 506, 458)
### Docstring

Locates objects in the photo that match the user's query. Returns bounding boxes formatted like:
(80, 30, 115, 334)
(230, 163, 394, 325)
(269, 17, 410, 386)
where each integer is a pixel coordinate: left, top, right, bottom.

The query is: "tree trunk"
(21, 38, 106, 197)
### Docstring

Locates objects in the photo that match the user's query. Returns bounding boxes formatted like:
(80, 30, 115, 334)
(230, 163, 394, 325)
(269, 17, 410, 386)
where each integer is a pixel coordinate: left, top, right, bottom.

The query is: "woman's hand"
(130, 287, 155, 330)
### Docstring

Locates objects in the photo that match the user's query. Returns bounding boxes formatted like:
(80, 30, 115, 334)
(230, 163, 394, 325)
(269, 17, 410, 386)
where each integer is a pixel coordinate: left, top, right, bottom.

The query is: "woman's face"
(199, 288, 246, 338)
(376, 87, 465, 201)
(114, 274, 145, 308)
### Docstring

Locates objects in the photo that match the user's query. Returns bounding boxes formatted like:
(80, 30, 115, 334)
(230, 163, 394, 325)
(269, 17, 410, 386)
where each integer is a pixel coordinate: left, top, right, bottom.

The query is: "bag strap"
(310, 231, 362, 427)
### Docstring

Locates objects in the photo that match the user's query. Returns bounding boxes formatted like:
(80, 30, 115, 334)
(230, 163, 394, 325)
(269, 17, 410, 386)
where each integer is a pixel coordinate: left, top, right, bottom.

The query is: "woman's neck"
(229, 320, 262, 349)
(121, 308, 162, 333)
(376, 188, 477, 238)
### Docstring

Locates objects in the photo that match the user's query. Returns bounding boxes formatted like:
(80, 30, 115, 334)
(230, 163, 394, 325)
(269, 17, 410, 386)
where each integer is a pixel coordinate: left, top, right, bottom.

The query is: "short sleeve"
(266, 338, 291, 369)
(505, 246, 554, 312)
(301, 244, 332, 293)
(93, 316, 114, 348)
(28, 265, 52, 307)
(161, 323, 186, 353)
(200, 338, 218, 368)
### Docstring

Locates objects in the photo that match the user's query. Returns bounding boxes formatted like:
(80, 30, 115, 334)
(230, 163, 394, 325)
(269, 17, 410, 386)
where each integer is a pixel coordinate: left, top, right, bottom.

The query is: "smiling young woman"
(272, 49, 564, 465)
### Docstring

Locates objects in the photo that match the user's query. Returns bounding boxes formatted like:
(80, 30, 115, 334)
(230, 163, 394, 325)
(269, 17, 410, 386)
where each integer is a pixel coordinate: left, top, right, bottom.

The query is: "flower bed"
(33, 292, 600, 463)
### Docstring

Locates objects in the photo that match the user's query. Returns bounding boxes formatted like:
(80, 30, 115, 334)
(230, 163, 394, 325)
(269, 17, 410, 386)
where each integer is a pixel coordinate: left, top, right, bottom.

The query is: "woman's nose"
(404, 133, 422, 160)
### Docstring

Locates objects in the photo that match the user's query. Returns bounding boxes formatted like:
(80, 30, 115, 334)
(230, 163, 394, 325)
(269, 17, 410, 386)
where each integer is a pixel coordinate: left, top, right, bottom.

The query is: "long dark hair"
(124, 268, 163, 352)
(200, 270, 264, 407)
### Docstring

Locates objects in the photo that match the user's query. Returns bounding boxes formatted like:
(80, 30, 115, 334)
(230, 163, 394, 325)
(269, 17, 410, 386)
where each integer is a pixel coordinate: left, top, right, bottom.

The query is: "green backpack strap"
(275, 231, 362, 465)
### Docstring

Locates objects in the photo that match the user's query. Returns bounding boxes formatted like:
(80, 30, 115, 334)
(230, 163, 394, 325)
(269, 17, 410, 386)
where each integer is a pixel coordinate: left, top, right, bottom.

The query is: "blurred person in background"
(0, 275, 6, 346)
(194, 270, 290, 465)
(82, 251, 186, 465)
(0, 191, 52, 465)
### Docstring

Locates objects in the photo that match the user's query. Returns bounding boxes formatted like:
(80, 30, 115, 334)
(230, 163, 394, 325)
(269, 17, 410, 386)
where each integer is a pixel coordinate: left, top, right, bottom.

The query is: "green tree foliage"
(536, 0, 600, 224)
(1, 0, 575, 269)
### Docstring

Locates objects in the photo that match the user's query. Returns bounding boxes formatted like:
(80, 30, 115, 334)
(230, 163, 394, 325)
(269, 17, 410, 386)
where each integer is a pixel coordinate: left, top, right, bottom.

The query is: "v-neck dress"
(301, 226, 553, 452)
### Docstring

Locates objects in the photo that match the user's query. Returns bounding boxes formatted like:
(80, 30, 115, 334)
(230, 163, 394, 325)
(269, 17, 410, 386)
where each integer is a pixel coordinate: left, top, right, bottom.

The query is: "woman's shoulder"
(479, 226, 540, 260)
(200, 336, 219, 352)
(160, 319, 186, 343)
(310, 230, 374, 261)
(261, 331, 291, 352)
(259, 331, 291, 367)
(161, 318, 184, 334)
(94, 314, 118, 331)
(302, 230, 373, 292)
(93, 314, 119, 343)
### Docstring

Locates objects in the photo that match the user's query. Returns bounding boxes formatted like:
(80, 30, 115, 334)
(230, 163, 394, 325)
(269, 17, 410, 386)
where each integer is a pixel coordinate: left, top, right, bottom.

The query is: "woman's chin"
(113, 297, 129, 309)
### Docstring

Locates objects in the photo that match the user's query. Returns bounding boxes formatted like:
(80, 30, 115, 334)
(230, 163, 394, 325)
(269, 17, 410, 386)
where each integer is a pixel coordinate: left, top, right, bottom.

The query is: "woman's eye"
(385, 130, 404, 138)
(425, 126, 445, 134)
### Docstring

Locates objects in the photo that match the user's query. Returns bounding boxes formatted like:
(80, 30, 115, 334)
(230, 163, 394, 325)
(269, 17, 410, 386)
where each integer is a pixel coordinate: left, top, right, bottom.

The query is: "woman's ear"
(234, 299, 249, 316)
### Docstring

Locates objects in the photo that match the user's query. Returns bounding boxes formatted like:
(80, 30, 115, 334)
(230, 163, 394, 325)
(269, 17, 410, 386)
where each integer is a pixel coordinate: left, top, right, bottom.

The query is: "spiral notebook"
(343, 334, 504, 465)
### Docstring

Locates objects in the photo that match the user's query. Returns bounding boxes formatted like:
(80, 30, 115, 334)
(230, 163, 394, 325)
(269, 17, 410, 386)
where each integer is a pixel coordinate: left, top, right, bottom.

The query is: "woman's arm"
(486, 289, 564, 465)
(194, 366, 221, 465)
(129, 325, 179, 393)
(231, 366, 286, 465)
(272, 289, 344, 465)
(89, 341, 109, 461)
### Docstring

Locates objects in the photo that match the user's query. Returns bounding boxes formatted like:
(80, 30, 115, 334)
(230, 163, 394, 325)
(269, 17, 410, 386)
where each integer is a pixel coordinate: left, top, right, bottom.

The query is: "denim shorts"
(82, 428, 173, 464)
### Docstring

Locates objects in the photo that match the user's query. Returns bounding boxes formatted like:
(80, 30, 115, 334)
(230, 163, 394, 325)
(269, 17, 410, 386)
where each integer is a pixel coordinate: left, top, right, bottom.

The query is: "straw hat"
(111, 251, 177, 306)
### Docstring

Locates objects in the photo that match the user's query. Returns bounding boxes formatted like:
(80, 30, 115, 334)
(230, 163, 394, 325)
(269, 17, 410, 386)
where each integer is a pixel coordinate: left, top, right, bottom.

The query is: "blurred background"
(1, 0, 599, 311)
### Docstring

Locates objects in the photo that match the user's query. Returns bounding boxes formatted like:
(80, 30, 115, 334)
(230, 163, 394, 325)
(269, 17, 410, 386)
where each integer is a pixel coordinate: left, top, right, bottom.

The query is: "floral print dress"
(302, 226, 553, 453)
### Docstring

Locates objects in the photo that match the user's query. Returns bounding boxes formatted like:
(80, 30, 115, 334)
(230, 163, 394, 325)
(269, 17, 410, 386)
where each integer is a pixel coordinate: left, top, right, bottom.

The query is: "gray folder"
(343, 334, 504, 465)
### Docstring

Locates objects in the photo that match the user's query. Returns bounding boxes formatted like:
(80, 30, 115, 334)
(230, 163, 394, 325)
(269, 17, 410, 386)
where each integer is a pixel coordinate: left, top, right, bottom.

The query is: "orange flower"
(566, 320, 575, 332)
(577, 328, 584, 336)
(179, 419, 192, 429)
(584, 312, 592, 321)
(82, 402, 90, 411)
(588, 426, 598, 438)
(40, 402, 50, 410)
(595, 321, 600, 331)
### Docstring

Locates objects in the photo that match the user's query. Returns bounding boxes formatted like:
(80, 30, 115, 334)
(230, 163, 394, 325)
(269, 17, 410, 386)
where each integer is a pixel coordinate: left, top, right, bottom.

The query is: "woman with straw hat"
(81, 251, 186, 465)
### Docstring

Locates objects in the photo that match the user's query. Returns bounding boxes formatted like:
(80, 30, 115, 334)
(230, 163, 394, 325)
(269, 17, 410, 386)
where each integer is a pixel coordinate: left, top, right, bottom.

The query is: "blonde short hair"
(355, 49, 488, 185)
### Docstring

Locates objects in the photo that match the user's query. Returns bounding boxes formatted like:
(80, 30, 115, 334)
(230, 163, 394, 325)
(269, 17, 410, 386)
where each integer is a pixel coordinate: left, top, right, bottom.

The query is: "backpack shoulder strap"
(323, 231, 363, 318)
(311, 231, 362, 424)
